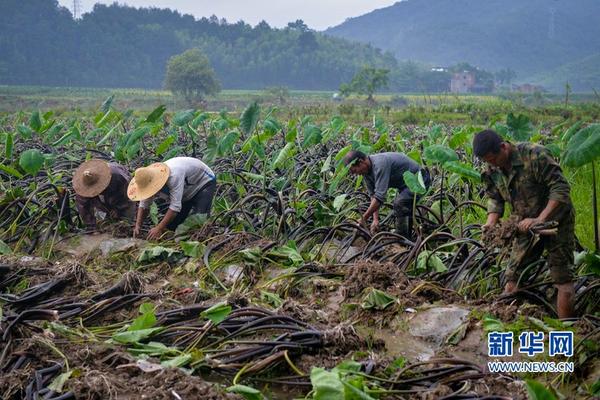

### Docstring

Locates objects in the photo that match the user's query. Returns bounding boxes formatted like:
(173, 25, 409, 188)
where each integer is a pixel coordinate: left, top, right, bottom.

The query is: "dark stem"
(592, 161, 599, 251)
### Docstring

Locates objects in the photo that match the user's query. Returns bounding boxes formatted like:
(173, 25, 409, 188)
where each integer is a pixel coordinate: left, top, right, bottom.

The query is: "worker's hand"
(359, 216, 368, 229)
(147, 226, 165, 241)
(370, 220, 380, 235)
(481, 223, 495, 232)
(518, 217, 544, 233)
(133, 225, 141, 238)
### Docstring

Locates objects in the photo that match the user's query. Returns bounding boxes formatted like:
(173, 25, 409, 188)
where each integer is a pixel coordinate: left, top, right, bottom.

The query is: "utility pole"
(72, 0, 82, 19)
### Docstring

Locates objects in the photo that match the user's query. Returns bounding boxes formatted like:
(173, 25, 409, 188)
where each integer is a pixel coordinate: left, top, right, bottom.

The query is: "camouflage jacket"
(482, 143, 572, 220)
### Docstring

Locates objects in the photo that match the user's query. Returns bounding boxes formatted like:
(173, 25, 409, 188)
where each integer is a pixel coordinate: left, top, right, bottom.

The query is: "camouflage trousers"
(505, 207, 575, 285)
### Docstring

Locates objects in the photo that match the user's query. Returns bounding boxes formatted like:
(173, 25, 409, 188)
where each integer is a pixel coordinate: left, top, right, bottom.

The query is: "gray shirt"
(140, 157, 216, 212)
(364, 152, 421, 203)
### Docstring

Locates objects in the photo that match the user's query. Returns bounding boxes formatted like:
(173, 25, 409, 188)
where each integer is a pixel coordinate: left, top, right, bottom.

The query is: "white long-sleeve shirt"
(139, 157, 216, 212)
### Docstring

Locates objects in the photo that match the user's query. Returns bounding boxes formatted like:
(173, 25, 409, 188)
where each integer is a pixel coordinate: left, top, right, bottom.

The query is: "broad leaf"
(129, 302, 156, 331)
(310, 367, 344, 400)
(19, 149, 44, 175)
(403, 170, 426, 195)
(172, 109, 196, 126)
(48, 370, 74, 393)
(181, 241, 203, 258)
(424, 145, 458, 165)
(443, 161, 481, 182)
(0, 163, 24, 178)
(361, 288, 396, 310)
(0, 240, 12, 255)
(100, 95, 114, 113)
(161, 354, 192, 368)
(145, 105, 166, 123)
(240, 102, 260, 136)
(525, 379, 557, 400)
(175, 213, 207, 236)
(112, 327, 164, 344)
(303, 124, 322, 148)
(156, 135, 176, 155)
(218, 131, 240, 155)
(416, 250, 447, 273)
(273, 142, 296, 169)
(506, 113, 532, 141)
(29, 111, 42, 132)
(227, 384, 264, 400)
(201, 302, 232, 324)
(333, 194, 348, 211)
(563, 124, 600, 168)
(138, 246, 181, 263)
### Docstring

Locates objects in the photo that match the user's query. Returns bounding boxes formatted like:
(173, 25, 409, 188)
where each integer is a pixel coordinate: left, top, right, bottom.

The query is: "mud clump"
(482, 215, 520, 248)
(343, 260, 409, 298)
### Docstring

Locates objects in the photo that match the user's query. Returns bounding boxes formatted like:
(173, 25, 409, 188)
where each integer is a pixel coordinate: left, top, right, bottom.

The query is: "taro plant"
(563, 123, 600, 250)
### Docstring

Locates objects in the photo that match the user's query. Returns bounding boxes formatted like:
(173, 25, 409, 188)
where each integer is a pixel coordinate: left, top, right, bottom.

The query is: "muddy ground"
(1, 231, 598, 400)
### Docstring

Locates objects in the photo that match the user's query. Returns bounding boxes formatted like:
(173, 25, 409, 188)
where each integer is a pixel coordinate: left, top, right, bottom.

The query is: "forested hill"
(0, 0, 395, 90)
(326, 0, 600, 85)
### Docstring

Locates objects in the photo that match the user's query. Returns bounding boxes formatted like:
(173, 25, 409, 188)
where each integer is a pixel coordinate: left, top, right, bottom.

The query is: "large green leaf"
(525, 379, 557, 400)
(563, 124, 600, 167)
(172, 109, 196, 127)
(226, 385, 264, 400)
(161, 354, 192, 368)
(138, 246, 181, 263)
(48, 370, 75, 393)
(443, 161, 481, 182)
(424, 145, 458, 165)
(201, 302, 232, 324)
(361, 288, 396, 310)
(0, 163, 24, 178)
(416, 250, 447, 273)
(112, 327, 163, 344)
(175, 213, 207, 236)
(218, 130, 240, 155)
(310, 368, 345, 400)
(273, 142, 296, 169)
(240, 102, 260, 136)
(156, 135, 176, 156)
(29, 111, 42, 132)
(4, 132, 13, 159)
(506, 113, 532, 141)
(129, 302, 157, 331)
(19, 149, 44, 175)
(0, 240, 12, 255)
(402, 170, 427, 195)
(303, 124, 322, 148)
(100, 95, 114, 113)
(145, 105, 166, 123)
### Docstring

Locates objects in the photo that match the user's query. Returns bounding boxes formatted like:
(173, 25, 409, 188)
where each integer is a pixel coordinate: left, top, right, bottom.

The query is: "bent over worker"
(474, 129, 575, 318)
(73, 159, 136, 228)
(343, 151, 431, 237)
(128, 157, 217, 240)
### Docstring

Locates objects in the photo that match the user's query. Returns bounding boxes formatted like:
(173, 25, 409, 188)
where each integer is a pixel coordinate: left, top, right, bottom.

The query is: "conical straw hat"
(73, 159, 112, 198)
(127, 162, 170, 201)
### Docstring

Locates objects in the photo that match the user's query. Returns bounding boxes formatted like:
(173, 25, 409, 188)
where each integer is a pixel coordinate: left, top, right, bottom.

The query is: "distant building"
(450, 72, 476, 93)
(512, 83, 545, 93)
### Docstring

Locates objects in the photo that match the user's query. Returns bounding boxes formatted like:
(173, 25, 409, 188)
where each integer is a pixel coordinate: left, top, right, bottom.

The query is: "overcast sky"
(57, 0, 399, 30)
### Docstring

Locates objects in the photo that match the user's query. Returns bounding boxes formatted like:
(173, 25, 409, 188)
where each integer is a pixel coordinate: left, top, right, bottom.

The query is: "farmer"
(128, 156, 217, 240)
(73, 159, 136, 228)
(474, 129, 575, 318)
(343, 150, 431, 237)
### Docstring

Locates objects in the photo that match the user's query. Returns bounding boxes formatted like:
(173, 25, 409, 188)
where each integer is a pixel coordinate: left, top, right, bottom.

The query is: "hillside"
(527, 53, 600, 93)
(0, 0, 395, 90)
(326, 0, 600, 85)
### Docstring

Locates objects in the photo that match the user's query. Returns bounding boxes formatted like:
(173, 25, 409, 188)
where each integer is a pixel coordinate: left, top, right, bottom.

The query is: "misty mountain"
(0, 0, 395, 90)
(326, 0, 600, 89)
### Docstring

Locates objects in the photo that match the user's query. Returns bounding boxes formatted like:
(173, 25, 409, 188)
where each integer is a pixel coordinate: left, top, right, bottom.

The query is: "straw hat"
(127, 162, 170, 201)
(73, 159, 112, 198)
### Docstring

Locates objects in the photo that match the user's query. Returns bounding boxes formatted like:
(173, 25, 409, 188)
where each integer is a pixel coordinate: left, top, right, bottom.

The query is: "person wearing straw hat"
(73, 159, 137, 228)
(128, 157, 217, 240)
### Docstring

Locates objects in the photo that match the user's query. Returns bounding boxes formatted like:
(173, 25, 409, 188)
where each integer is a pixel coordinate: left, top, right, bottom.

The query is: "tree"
(164, 48, 221, 104)
(340, 66, 389, 102)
